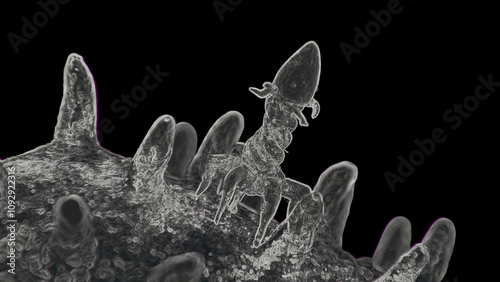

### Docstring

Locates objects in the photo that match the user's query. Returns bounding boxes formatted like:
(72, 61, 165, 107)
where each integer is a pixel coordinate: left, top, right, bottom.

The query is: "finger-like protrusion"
(187, 111, 244, 179)
(147, 252, 205, 282)
(133, 115, 175, 190)
(166, 122, 197, 179)
(253, 179, 282, 248)
(49, 195, 92, 250)
(313, 161, 358, 249)
(54, 54, 99, 147)
(372, 216, 412, 272)
(375, 243, 430, 282)
(213, 166, 246, 224)
(282, 178, 313, 217)
(416, 218, 456, 282)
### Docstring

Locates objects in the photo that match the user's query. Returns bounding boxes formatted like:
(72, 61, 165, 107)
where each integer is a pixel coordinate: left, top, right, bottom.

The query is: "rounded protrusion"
(61, 198, 83, 225)
(313, 161, 358, 249)
(54, 195, 89, 228)
(416, 218, 456, 282)
(147, 252, 205, 282)
(51, 194, 92, 249)
(372, 216, 412, 272)
(166, 122, 198, 179)
(272, 41, 321, 105)
(188, 111, 244, 180)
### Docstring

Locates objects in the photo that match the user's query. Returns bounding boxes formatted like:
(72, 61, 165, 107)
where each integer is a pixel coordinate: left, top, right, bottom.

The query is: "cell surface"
(0, 42, 455, 281)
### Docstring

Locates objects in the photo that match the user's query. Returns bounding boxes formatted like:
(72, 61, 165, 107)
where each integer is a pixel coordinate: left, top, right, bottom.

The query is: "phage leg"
(213, 166, 247, 224)
(282, 178, 313, 217)
(253, 179, 282, 248)
(195, 171, 215, 197)
(284, 191, 324, 251)
(195, 154, 232, 197)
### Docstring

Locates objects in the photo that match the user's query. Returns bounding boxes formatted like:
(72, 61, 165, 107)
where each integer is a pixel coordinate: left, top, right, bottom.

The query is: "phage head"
(248, 41, 322, 124)
(273, 41, 321, 105)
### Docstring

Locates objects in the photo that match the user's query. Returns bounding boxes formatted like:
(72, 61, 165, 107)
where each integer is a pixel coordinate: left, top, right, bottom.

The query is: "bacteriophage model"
(0, 41, 455, 281)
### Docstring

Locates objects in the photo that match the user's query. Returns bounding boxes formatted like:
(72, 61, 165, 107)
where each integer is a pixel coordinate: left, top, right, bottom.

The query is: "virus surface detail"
(0, 41, 455, 281)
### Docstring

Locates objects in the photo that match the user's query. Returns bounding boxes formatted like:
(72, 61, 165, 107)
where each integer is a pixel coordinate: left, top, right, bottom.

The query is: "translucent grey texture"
(0, 42, 455, 281)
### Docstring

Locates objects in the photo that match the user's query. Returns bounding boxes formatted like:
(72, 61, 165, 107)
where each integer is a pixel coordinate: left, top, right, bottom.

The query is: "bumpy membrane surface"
(0, 42, 455, 281)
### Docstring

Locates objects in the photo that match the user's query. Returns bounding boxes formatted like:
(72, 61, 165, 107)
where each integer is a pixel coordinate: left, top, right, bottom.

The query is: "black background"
(2, 1, 499, 280)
